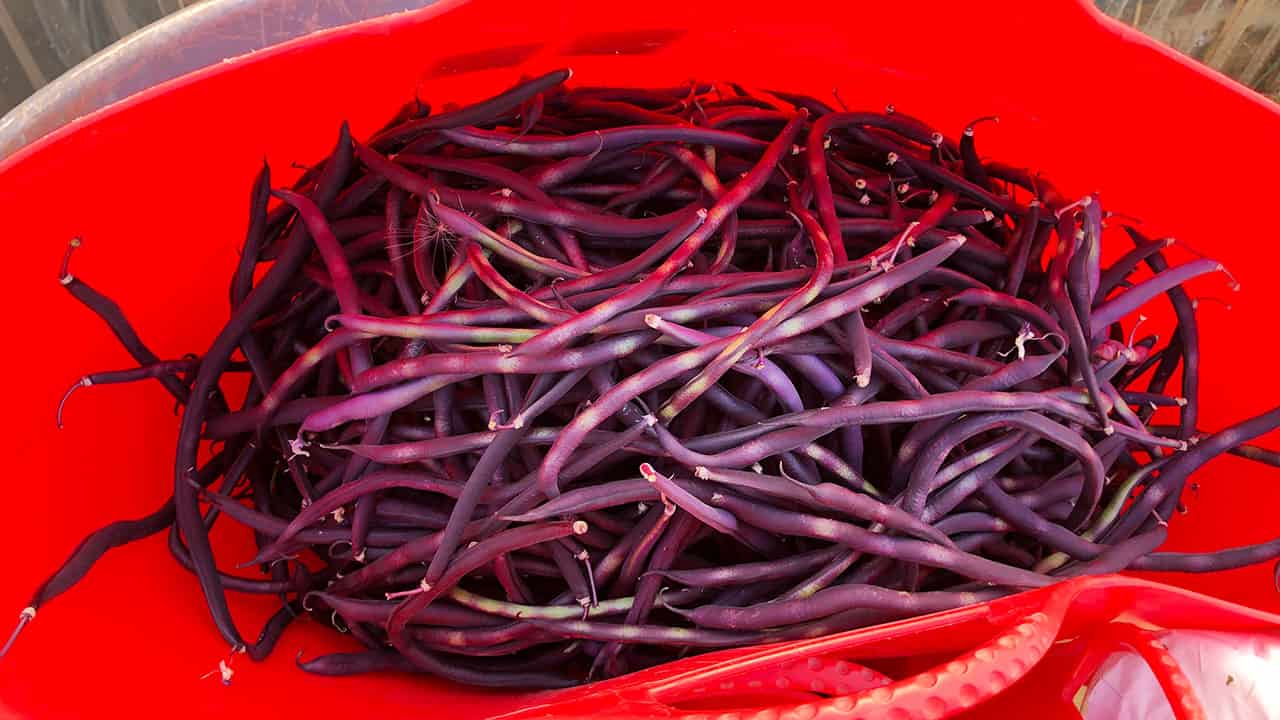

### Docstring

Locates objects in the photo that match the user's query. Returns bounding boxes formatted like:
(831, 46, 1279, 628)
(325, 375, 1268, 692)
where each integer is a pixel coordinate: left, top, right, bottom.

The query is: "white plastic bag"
(1082, 630, 1280, 719)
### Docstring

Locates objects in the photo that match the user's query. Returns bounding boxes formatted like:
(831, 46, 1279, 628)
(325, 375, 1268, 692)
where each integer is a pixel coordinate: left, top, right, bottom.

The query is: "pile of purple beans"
(8, 69, 1280, 687)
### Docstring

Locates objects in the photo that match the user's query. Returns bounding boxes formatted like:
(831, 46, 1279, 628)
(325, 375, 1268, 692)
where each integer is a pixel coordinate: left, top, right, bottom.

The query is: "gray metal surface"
(0, 1, 179, 115)
(0, 0, 433, 160)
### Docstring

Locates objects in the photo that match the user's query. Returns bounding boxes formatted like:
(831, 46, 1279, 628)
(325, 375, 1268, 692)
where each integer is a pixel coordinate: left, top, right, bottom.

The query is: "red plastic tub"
(2, 0, 1279, 717)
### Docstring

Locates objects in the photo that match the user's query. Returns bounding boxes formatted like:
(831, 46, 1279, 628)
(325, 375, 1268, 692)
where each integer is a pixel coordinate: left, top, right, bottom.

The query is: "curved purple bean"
(1092, 258, 1233, 332)
(504, 478, 659, 523)
(764, 391, 1094, 432)
(692, 466, 951, 547)
(658, 196, 834, 421)
(370, 69, 572, 148)
(513, 112, 806, 359)
(903, 411, 1104, 530)
(706, 491, 1051, 587)
(649, 545, 844, 588)
(1105, 406, 1280, 544)
(300, 374, 470, 434)
(523, 618, 760, 647)
(250, 469, 460, 563)
(643, 316, 803, 412)
(438, 124, 768, 158)
(640, 463, 739, 536)
(671, 584, 1005, 631)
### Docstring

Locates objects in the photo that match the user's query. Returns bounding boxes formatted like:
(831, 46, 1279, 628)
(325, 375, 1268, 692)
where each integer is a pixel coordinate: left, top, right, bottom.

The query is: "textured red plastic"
(1060, 621, 1206, 720)
(499, 576, 1280, 720)
(2, 0, 1280, 718)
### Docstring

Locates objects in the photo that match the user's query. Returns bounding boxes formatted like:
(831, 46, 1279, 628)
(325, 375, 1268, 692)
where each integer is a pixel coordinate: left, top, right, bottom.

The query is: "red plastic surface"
(2, 0, 1279, 718)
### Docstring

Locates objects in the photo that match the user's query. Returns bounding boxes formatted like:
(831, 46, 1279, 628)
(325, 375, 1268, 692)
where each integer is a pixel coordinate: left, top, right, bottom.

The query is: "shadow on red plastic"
(426, 44, 546, 76)
(563, 29, 687, 56)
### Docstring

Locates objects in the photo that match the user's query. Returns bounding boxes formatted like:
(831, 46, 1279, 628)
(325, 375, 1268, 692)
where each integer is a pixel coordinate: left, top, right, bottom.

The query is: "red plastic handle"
(644, 608, 1062, 720)
(502, 593, 1067, 719)
(1063, 623, 1206, 720)
(498, 576, 1280, 720)
(653, 657, 892, 710)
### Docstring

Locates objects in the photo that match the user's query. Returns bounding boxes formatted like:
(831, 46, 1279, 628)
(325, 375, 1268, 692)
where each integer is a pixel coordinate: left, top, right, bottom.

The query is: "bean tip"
(571, 520, 589, 535)
(0, 607, 34, 659)
(962, 114, 1003, 135)
(58, 238, 82, 284)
